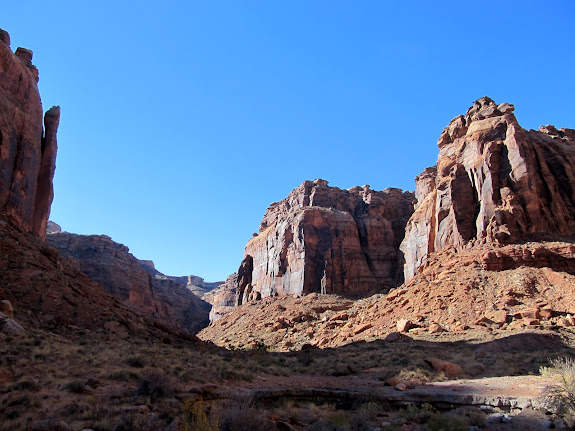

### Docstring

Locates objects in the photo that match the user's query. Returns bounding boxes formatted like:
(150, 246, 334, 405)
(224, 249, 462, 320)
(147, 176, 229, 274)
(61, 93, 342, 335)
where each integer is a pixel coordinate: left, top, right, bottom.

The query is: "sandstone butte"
(203, 97, 575, 343)
(401, 96, 575, 281)
(236, 181, 414, 302)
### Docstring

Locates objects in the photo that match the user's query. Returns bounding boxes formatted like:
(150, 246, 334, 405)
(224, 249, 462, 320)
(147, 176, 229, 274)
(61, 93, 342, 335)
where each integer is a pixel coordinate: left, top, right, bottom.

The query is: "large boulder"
(401, 97, 575, 281)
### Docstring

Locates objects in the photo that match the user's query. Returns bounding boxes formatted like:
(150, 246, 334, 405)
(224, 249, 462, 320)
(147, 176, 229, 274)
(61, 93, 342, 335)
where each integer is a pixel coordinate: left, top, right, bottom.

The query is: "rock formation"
(401, 97, 575, 281)
(47, 230, 211, 333)
(207, 273, 238, 322)
(234, 179, 414, 307)
(142, 266, 222, 300)
(0, 29, 59, 240)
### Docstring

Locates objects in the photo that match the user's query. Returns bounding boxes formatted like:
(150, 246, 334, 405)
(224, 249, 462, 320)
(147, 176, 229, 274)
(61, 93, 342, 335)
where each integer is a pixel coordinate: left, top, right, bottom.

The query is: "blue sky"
(4, 1, 574, 281)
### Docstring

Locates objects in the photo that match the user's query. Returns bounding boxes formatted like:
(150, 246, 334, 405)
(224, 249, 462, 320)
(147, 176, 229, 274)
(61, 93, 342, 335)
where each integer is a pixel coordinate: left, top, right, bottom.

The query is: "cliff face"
(235, 180, 414, 306)
(207, 273, 238, 322)
(47, 231, 211, 333)
(401, 97, 575, 281)
(0, 29, 59, 240)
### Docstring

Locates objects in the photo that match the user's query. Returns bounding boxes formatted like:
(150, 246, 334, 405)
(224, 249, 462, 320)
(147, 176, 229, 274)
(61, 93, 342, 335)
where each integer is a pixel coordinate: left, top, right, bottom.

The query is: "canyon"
(2, 25, 575, 430)
(46, 225, 217, 334)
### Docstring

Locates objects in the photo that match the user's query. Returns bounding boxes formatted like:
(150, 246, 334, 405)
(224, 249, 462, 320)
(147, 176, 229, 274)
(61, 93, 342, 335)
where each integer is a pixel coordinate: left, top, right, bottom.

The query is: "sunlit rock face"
(234, 179, 415, 306)
(0, 28, 59, 240)
(401, 97, 575, 281)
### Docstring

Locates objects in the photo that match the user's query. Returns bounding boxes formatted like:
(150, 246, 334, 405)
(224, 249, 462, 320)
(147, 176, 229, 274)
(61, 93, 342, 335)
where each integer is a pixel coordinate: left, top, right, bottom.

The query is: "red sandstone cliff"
(401, 97, 575, 281)
(47, 231, 211, 333)
(234, 180, 414, 307)
(0, 29, 59, 240)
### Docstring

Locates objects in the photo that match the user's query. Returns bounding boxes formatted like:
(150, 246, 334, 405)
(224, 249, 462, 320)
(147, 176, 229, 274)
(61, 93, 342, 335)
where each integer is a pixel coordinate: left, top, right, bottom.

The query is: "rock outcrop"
(47, 231, 211, 333)
(142, 267, 222, 301)
(207, 273, 238, 322)
(235, 180, 414, 306)
(0, 29, 59, 240)
(401, 97, 575, 281)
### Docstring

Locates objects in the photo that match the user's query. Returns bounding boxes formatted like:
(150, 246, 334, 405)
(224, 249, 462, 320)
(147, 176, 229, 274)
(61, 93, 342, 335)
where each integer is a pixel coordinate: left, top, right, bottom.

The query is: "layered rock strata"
(0, 29, 59, 240)
(234, 180, 414, 307)
(47, 231, 211, 333)
(401, 97, 575, 281)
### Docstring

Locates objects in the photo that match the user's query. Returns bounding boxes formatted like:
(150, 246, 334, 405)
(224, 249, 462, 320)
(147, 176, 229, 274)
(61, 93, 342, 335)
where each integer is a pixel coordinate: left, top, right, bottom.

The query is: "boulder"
(396, 319, 413, 332)
(424, 357, 463, 377)
(0, 299, 13, 318)
(0, 311, 26, 336)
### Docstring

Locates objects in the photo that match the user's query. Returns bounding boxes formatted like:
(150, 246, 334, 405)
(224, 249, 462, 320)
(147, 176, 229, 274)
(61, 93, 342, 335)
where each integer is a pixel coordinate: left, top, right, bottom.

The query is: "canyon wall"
(235, 180, 414, 306)
(0, 29, 59, 240)
(400, 97, 575, 281)
(47, 231, 211, 333)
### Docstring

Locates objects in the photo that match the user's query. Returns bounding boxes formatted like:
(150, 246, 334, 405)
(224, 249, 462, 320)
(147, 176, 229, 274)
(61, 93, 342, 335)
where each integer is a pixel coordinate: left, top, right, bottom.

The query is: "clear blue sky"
(4, 1, 574, 281)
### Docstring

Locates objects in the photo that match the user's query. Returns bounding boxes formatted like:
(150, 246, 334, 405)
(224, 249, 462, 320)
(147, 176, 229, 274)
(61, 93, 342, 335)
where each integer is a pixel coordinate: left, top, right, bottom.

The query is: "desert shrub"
(109, 370, 139, 381)
(10, 378, 40, 392)
(219, 367, 253, 382)
(542, 357, 575, 426)
(65, 381, 86, 393)
(426, 413, 468, 431)
(354, 401, 379, 421)
(398, 403, 435, 423)
(308, 421, 344, 431)
(324, 411, 351, 427)
(181, 399, 219, 431)
(114, 411, 165, 431)
(217, 398, 270, 431)
(137, 371, 176, 400)
(126, 356, 146, 368)
(348, 414, 370, 431)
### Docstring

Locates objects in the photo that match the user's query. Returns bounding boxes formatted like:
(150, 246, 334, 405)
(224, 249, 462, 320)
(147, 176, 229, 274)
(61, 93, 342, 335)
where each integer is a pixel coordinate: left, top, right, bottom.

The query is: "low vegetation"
(1, 327, 574, 429)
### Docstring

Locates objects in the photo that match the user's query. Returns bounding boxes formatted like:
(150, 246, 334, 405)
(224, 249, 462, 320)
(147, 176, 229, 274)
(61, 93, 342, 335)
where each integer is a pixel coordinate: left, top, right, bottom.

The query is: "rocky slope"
(401, 97, 575, 281)
(0, 29, 59, 240)
(47, 230, 212, 333)
(236, 180, 414, 304)
(200, 241, 575, 350)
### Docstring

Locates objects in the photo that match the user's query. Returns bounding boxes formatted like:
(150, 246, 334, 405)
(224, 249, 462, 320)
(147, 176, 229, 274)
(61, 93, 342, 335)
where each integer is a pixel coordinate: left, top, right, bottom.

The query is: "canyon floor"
(2, 322, 574, 430)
